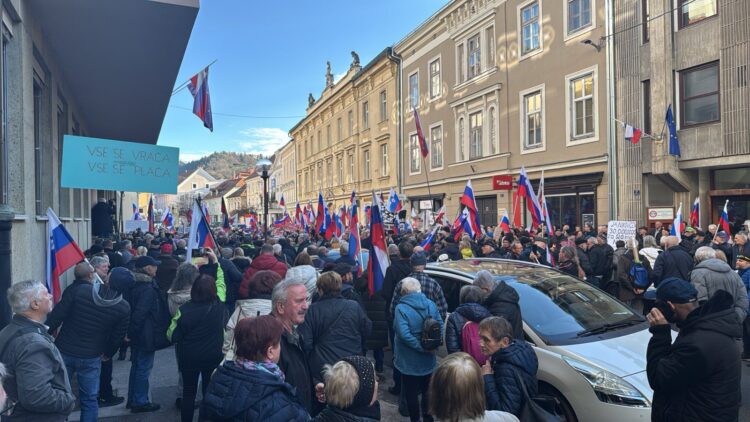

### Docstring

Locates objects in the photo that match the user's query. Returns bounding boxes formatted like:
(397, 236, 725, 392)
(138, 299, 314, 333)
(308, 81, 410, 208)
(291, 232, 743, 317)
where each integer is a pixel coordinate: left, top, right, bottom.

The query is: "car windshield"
(431, 260, 643, 344)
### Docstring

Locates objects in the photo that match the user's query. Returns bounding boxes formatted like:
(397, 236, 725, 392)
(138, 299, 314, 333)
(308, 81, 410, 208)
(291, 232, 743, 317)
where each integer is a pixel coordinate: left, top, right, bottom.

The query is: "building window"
(57, 99, 69, 217)
(430, 125, 443, 169)
(642, 0, 650, 43)
(362, 101, 369, 130)
(523, 90, 543, 150)
(380, 144, 389, 177)
(429, 58, 441, 99)
(192, 183, 197, 189)
(363, 150, 370, 180)
(570, 73, 595, 139)
(488, 107, 497, 155)
(409, 71, 419, 108)
(33, 76, 51, 216)
(679, 0, 717, 28)
(521, 2, 541, 55)
(485, 26, 495, 67)
(469, 111, 483, 159)
(348, 110, 354, 136)
(457, 44, 465, 83)
(326, 125, 331, 147)
(642, 80, 651, 134)
(348, 152, 354, 182)
(317, 130, 322, 152)
(379, 90, 387, 121)
(457, 117, 465, 161)
(467, 34, 481, 79)
(317, 162, 322, 185)
(680, 62, 720, 127)
(567, 0, 592, 34)
(327, 160, 332, 187)
(409, 133, 421, 173)
(338, 157, 343, 184)
(337, 117, 342, 142)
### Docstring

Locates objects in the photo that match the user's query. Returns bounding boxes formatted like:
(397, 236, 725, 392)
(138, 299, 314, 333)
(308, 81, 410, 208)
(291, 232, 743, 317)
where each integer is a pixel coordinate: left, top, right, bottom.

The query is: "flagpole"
(171, 59, 219, 96)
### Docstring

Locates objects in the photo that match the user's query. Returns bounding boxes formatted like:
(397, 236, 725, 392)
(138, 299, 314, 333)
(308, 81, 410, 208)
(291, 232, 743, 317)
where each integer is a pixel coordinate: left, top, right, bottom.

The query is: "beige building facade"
(613, 0, 750, 231)
(395, 0, 610, 229)
(291, 48, 400, 211)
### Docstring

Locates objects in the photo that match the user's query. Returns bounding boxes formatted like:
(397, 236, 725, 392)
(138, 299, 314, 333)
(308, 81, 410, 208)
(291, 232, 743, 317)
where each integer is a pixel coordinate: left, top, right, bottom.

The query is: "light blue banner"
(61, 135, 179, 194)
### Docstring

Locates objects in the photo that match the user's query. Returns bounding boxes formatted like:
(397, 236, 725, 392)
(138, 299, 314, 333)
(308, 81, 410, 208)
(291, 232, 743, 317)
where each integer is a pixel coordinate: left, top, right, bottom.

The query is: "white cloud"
(179, 151, 212, 163)
(236, 127, 290, 156)
(333, 71, 347, 84)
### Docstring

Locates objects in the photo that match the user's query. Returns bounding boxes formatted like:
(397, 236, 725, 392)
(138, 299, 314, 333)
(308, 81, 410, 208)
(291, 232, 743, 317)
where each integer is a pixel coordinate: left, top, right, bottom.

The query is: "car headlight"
(562, 356, 650, 407)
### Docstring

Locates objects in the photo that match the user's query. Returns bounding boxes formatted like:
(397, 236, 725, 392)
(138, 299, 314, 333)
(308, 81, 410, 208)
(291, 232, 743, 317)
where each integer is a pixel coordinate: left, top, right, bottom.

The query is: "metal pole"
(0, 204, 13, 328)
(263, 174, 269, 237)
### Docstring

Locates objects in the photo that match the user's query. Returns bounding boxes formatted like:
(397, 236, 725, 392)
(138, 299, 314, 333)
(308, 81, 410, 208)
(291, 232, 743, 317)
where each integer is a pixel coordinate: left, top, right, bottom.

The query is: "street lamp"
(255, 158, 272, 236)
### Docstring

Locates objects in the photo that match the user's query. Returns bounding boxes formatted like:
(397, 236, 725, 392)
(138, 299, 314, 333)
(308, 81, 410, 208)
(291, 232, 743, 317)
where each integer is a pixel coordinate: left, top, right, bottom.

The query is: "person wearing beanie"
(312, 356, 381, 421)
(646, 278, 741, 422)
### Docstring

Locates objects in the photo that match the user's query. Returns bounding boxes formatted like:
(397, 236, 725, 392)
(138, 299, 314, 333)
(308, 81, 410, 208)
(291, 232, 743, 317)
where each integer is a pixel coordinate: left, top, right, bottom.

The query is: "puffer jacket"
(45, 280, 130, 359)
(239, 254, 288, 296)
(298, 294, 372, 383)
(393, 292, 443, 377)
(128, 271, 172, 351)
(648, 290, 742, 422)
(168, 300, 227, 371)
(483, 282, 524, 339)
(223, 296, 272, 361)
(285, 265, 319, 303)
(484, 340, 538, 417)
(167, 288, 191, 317)
(199, 361, 309, 422)
(690, 259, 749, 323)
(446, 302, 491, 354)
(652, 246, 693, 284)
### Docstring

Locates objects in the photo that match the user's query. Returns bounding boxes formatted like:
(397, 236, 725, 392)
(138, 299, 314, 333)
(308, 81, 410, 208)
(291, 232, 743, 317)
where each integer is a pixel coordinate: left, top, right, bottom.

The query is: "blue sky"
(158, 0, 443, 162)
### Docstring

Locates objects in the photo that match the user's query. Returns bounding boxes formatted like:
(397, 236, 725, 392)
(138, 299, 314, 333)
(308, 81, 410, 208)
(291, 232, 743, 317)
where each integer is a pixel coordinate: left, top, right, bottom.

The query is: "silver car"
(425, 258, 653, 422)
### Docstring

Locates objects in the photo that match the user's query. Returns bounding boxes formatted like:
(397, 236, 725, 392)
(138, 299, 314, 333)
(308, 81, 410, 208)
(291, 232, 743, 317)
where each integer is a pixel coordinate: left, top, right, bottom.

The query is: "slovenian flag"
(420, 226, 438, 251)
(186, 199, 217, 262)
(316, 192, 326, 234)
(387, 187, 402, 213)
(670, 203, 684, 242)
(132, 203, 141, 220)
(47, 208, 85, 303)
(459, 180, 481, 239)
(279, 194, 286, 209)
(500, 210, 511, 233)
(348, 200, 363, 277)
(690, 197, 700, 228)
(162, 207, 174, 230)
(624, 123, 642, 144)
(718, 199, 731, 235)
(453, 207, 474, 241)
(368, 191, 389, 295)
(273, 213, 292, 228)
(187, 67, 213, 131)
(517, 167, 543, 228)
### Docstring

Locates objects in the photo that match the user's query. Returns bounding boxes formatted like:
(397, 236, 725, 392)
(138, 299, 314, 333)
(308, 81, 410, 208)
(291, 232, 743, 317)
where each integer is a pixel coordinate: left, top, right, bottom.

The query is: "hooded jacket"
(199, 361, 309, 422)
(690, 258, 748, 323)
(239, 254, 289, 297)
(484, 340, 538, 416)
(647, 290, 742, 422)
(128, 270, 172, 351)
(483, 282, 524, 339)
(223, 296, 272, 361)
(445, 302, 491, 354)
(393, 292, 443, 377)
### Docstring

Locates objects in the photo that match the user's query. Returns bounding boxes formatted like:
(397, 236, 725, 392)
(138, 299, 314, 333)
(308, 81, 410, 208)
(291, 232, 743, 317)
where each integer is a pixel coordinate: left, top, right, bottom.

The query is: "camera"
(192, 247, 206, 258)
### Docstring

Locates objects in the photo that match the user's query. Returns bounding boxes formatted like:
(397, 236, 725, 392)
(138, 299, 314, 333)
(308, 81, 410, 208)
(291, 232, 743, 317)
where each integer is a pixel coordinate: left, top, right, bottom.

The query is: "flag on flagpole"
(666, 105, 680, 157)
(147, 196, 155, 232)
(132, 203, 142, 220)
(273, 213, 292, 228)
(420, 226, 438, 251)
(690, 197, 700, 228)
(186, 200, 217, 262)
(202, 201, 211, 225)
(279, 194, 286, 209)
(47, 208, 86, 303)
(325, 210, 343, 240)
(162, 207, 174, 231)
(350, 190, 356, 204)
(434, 205, 446, 226)
(718, 200, 731, 235)
(453, 207, 474, 240)
(624, 123, 642, 144)
(368, 191, 389, 296)
(517, 167, 543, 228)
(348, 200, 363, 277)
(670, 203, 683, 242)
(459, 180, 481, 239)
(221, 197, 231, 232)
(386, 187, 402, 213)
(511, 190, 522, 229)
(295, 203, 303, 227)
(413, 105, 429, 158)
(187, 67, 213, 131)
(500, 210, 511, 234)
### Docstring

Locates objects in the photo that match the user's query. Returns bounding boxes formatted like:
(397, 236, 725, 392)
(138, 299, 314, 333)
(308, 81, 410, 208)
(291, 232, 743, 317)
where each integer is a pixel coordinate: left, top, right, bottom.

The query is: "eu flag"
(666, 105, 680, 157)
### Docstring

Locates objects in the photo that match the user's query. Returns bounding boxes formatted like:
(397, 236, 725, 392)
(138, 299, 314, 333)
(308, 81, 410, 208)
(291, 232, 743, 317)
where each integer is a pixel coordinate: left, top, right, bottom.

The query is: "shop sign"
(492, 175, 513, 190)
(647, 207, 674, 220)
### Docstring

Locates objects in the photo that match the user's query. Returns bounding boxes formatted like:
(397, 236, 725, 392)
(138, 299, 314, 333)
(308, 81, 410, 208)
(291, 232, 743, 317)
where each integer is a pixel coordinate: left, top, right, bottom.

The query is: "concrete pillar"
(0, 204, 14, 329)
(698, 168, 711, 229)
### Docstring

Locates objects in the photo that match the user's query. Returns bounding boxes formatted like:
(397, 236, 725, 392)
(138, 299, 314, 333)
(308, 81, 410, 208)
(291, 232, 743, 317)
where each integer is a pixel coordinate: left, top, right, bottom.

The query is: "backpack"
(421, 316, 442, 351)
(461, 321, 487, 365)
(629, 262, 649, 288)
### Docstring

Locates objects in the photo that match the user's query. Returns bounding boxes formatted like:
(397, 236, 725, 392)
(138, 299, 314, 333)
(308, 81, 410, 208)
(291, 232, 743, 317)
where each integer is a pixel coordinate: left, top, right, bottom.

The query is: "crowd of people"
(0, 215, 748, 421)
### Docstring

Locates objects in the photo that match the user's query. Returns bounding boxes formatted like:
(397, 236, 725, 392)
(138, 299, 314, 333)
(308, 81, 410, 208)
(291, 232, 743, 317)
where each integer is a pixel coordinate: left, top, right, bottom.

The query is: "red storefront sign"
(492, 175, 513, 190)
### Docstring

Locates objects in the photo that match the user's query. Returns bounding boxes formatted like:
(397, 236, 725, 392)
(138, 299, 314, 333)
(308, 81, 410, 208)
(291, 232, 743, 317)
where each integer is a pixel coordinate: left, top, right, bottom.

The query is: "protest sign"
(124, 220, 149, 233)
(607, 220, 636, 248)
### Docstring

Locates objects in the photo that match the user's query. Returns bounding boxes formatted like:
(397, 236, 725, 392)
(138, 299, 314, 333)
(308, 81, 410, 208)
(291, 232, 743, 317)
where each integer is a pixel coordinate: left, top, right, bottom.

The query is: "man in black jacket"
(712, 231, 734, 264)
(382, 240, 414, 395)
(474, 269, 524, 339)
(588, 234, 614, 289)
(46, 262, 130, 421)
(652, 236, 694, 285)
(271, 277, 313, 413)
(646, 278, 741, 422)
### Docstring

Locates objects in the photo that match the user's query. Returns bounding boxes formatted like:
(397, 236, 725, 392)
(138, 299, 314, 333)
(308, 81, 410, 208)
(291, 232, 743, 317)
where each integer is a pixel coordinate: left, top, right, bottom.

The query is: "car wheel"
(538, 382, 578, 422)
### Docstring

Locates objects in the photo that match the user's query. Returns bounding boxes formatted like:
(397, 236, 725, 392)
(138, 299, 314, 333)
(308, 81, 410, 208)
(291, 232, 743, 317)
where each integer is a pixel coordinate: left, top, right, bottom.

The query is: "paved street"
(66, 345, 750, 421)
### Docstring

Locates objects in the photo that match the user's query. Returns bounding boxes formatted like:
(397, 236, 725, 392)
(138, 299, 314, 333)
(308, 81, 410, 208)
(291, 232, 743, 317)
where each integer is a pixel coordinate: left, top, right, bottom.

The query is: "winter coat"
(445, 302, 491, 354)
(278, 328, 314, 412)
(731, 243, 750, 269)
(45, 280, 130, 359)
(483, 282, 524, 339)
(588, 243, 614, 282)
(393, 292, 443, 377)
(640, 247, 661, 269)
(231, 256, 251, 275)
(382, 258, 412, 322)
(575, 247, 593, 278)
(220, 257, 245, 311)
(200, 361, 309, 422)
(223, 296, 273, 361)
(168, 300, 227, 371)
(311, 403, 381, 422)
(614, 251, 653, 302)
(690, 259, 749, 323)
(712, 242, 734, 266)
(128, 271, 172, 351)
(484, 340, 538, 417)
(167, 288, 191, 317)
(0, 314, 76, 420)
(435, 411, 520, 422)
(739, 268, 750, 302)
(359, 284, 388, 350)
(652, 246, 693, 285)
(286, 265, 319, 303)
(239, 254, 289, 297)
(155, 254, 179, 292)
(341, 283, 364, 310)
(298, 294, 372, 383)
(647, 290, 742, 422)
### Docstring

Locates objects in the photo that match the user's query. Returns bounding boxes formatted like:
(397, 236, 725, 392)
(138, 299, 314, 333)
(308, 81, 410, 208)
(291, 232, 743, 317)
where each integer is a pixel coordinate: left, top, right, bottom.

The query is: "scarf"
(235, 358, 285, 382)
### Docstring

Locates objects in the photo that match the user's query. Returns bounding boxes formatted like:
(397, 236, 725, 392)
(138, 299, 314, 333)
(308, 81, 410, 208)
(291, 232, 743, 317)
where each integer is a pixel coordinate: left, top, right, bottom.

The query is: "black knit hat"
(341, 355, 375, 409)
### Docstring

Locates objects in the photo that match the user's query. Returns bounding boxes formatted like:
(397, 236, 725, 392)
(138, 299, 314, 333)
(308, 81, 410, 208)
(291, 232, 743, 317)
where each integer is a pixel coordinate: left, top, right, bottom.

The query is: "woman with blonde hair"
(429, 353, 518, 422)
